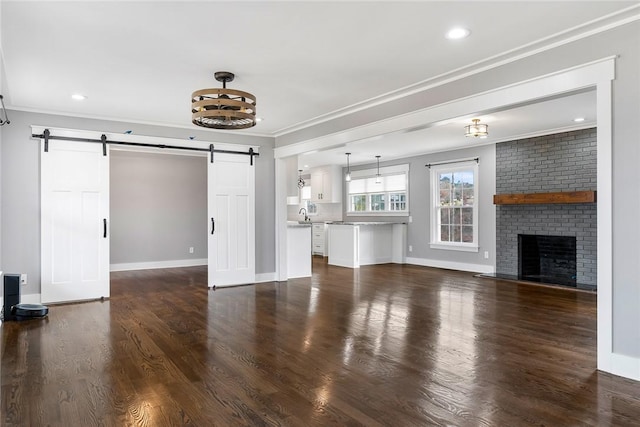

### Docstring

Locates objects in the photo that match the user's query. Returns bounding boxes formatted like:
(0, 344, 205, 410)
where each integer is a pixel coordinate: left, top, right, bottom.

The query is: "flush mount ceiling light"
(345, 153, 352, 182)
(192, 71, 257, 130)
(375, 155, 382, 184)
(465, 118, 489, 138)
(446, 27, 470, 40)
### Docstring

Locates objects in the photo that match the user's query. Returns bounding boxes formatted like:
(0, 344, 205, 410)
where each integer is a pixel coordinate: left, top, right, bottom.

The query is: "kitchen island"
(327, 222, 406, 268)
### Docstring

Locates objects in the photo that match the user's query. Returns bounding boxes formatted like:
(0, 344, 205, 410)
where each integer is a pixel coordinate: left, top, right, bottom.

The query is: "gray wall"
(496, 128, 597, 286)
(345, 143, 496, 268)
(276, 22, 640, 357)
(110, 150, 207, 264)
(0, 110, 276, 297)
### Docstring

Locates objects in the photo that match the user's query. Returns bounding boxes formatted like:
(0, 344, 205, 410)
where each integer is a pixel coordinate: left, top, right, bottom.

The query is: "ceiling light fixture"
(465, 118, 489, 138)
(375, 155, 382, 184)
(446, 27, 470, 40)
(71, 94, 87, 101)
(573, 117, 585, 122)
(297, 169, 305, 189)
(345, 153, 352, 182)
(192, 71, 257, 130)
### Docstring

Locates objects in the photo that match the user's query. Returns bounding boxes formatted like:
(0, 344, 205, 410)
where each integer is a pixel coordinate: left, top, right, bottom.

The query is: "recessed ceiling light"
(256, 117, 263, 122)
(573, 117, 585, 122)
(304, 164, 309, 168)
(71, 94, 87, 101)
(446, 27, 470, 40)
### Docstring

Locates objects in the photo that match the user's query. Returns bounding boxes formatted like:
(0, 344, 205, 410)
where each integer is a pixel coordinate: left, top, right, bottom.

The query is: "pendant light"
(375, 155, 382, 184)
(297, 169, 305, 189)
(345, 152, 352, 182)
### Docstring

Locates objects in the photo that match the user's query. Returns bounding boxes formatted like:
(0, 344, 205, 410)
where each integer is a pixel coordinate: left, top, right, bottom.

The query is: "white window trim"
(347, 164, 410, 216)
(429, 161, 479, 252)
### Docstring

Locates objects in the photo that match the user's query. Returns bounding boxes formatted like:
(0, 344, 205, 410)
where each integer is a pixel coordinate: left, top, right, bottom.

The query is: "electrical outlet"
(484, 251, 489, 259)
(409, 245, 413, 252)
(20, 274, 27, 286)
(189, 247, 194, 254)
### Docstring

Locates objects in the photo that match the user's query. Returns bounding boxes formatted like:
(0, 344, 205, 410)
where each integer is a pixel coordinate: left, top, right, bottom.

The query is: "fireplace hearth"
(518, 234, 576, 287)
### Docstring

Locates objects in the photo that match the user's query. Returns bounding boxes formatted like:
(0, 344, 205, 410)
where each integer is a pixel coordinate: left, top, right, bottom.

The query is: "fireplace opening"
(518, 234, 577, 287)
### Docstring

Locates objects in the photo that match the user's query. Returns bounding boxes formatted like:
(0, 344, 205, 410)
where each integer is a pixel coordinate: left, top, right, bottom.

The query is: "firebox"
(518, 234, 577, 287)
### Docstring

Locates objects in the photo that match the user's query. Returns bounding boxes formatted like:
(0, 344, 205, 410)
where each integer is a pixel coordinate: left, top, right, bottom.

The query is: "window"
(430, 161, 478, 252)
(300, 185, 317, 215)
(346, 164, 409, 216)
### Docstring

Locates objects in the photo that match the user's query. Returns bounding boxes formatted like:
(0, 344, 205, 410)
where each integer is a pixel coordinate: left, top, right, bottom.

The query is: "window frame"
(300, 185, 318, 216)
(429, 161, 479, 252)
(346, 164, 409, 217)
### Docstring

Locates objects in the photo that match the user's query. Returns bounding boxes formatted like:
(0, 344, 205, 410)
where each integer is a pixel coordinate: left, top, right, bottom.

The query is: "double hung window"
(430, 161, 478, 252)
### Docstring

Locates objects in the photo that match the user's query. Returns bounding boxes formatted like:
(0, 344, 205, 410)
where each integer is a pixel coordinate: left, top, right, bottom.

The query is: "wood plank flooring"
(2, 258, 640, 426)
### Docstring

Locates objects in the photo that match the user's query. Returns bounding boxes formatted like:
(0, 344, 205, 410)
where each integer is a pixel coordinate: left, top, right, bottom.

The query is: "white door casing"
(208, 153, 256, 287)
(41, 140, 110, 304)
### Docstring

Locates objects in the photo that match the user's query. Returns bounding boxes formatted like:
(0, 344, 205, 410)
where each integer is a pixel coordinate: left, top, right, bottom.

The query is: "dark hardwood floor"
(2, 258, 640, 426)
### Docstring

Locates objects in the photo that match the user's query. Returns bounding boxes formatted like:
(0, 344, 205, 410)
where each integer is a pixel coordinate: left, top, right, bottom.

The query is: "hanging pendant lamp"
(375, 155, 382, 184)
(345, 153, 352, 182)
(297, 170, 305, 189)
(192, 71, 257, 130)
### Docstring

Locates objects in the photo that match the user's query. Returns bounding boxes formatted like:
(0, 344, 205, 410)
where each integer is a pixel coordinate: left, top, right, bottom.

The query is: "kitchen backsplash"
(287, 202, 342, 222)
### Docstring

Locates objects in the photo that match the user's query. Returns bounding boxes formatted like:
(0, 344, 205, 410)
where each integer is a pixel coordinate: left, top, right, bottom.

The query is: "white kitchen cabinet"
(312, 223, 328, 256)
(310, 165, 342, 203)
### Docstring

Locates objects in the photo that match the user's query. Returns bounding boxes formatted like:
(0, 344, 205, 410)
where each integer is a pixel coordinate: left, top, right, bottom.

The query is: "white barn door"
(41, 140, 110, 304)
(208, 153, 255, 287)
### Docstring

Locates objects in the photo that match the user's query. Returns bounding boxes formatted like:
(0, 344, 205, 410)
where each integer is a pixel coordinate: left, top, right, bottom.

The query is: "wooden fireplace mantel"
(493, 190, 597, 205)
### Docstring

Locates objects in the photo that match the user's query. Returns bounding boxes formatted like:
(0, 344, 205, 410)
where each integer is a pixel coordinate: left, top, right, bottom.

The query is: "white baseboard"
(110, 258, 207, 272)
(406, 257, 495, 274)
(599, 352, 640, 381)
(255, 272, 277, 283)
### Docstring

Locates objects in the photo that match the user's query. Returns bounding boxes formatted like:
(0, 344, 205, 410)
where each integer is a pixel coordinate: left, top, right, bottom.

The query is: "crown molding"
(6, 105, 275, 139)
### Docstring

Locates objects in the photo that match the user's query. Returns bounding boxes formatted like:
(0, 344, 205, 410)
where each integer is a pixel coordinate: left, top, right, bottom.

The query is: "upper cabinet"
(311, 165, 342, 203)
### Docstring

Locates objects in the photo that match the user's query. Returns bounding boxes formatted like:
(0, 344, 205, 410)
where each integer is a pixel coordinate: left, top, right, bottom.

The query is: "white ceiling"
(1, 1, 634, 164)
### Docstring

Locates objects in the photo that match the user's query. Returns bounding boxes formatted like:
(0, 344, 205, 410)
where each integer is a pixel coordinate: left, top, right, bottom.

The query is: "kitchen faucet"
(299, 207, 309, 222)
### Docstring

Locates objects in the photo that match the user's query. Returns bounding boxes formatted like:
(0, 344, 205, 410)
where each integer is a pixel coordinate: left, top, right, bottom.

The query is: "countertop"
(328, 222, 405, 225)
(286, 221, 312, 227)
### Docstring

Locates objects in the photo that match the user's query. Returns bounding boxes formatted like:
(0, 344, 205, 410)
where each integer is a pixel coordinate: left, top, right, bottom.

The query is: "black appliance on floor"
(2, 274, 49, 321)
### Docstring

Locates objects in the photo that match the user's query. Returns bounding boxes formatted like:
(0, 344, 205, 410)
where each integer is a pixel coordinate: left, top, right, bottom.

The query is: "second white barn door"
(208, 153, 256, 287)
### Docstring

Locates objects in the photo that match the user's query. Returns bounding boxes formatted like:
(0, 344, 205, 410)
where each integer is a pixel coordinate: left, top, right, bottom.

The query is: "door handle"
(211, 218, 215, 235)
(103, 218, 107, 238)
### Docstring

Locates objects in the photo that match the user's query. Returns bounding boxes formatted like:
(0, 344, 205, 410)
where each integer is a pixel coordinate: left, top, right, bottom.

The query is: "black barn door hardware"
(33, 129, 259, 164)
(103, 219, 107, 238)
(211, 218, 215, 235)
(0, 95, 10, 126)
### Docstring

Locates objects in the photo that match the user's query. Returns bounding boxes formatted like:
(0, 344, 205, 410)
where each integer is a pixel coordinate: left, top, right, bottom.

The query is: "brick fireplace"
(495, 128, 597, 290)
